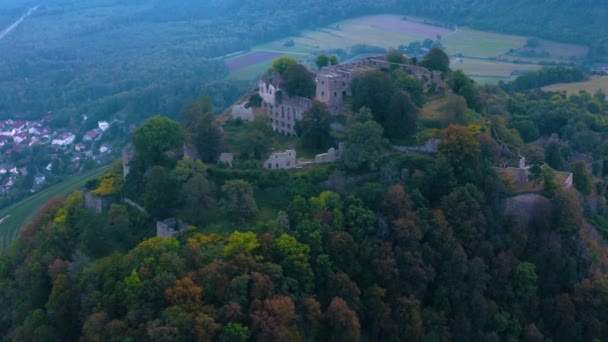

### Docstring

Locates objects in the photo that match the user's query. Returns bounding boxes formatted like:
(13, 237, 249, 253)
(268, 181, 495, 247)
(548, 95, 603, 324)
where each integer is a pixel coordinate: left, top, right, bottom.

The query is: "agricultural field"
(443, 28, 526, 58)
(451, 58, 542, 84)
(224, 14, 589, 84)
(542, 77, 608, 94)
(0, 166, 109, 248)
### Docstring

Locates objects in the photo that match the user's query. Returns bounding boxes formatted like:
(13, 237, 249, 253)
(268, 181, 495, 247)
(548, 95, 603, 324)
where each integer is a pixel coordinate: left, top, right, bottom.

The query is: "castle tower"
(316, 71, 347, 114)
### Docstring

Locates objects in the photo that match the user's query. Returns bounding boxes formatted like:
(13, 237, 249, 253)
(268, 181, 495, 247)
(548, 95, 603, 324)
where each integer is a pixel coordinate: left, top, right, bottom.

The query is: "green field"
(451, 58, 542, 84)
(542, 77, 608, 94)
(0, 166, 109, 248)
(443, 28, 526, 58)
(227, 14, 588, 84)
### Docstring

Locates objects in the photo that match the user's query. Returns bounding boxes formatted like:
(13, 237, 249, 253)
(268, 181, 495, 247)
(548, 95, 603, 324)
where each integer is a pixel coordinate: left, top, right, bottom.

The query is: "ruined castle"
(258, 55, 444, 135)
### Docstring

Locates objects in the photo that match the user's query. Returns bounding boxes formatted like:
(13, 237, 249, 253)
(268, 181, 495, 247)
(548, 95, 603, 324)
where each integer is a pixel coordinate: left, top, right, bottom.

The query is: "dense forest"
(3, 50, 608, 340)
(0, 0, 606, 123)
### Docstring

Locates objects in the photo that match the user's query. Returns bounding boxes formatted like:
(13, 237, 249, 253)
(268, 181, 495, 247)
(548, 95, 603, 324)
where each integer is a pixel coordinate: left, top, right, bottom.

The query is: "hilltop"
(3, 49, 608, 340)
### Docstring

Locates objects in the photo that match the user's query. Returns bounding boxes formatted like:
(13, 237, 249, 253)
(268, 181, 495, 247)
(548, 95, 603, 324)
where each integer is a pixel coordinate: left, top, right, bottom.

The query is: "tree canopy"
(270, 57, 298, 75)
(295, 101, 333, 150)
(133, 115, 184, 167)
(283, 64, 316, 99)
(421, 47, 450, 73)
(343, 120, 385, 170)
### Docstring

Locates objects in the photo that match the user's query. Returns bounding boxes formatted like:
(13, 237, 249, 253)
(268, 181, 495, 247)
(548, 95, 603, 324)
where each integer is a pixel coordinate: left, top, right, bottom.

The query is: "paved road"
(0, 5, 39, 41)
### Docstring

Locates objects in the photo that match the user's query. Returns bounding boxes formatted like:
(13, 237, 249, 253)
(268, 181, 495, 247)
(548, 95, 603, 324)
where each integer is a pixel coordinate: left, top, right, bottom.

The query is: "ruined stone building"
(258, 54, 444, 135)
(264, 149, 296, 170)
(259, 77, 311, 135)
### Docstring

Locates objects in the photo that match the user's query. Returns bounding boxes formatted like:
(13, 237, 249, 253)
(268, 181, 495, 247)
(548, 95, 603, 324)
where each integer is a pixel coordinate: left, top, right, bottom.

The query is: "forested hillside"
(3, 57, 608, 339)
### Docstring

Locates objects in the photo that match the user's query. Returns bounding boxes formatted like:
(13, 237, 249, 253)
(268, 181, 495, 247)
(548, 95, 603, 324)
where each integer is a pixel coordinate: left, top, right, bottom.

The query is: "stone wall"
(315, 143, 344, 164)
(264, 149, 297, 170)
(122, 144, 135, 178)
(85, 192, 114, 214)
(157, 218, 189, 238)
(231, 104, 254, 122)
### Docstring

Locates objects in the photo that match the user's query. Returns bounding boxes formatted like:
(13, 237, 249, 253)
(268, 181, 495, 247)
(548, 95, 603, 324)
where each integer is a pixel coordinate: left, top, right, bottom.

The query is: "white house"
(98, 121, 109, 131)
(52, 133, 76, 146)
(99, 144, 111, 153)
(264, 149, 296, 170)
(13, 133, 26, 144)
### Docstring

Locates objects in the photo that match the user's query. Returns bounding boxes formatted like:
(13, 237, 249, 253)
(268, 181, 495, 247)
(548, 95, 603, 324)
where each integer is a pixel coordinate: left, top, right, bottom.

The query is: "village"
(0, 115, 118, 196)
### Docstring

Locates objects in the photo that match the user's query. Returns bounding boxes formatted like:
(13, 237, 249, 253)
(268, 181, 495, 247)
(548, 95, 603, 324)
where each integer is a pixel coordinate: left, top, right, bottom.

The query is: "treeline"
(505, 67, 586, 91)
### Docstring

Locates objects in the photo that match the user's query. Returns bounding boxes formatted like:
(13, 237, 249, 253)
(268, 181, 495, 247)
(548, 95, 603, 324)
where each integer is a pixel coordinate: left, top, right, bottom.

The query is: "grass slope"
(0, 166, 109, 248)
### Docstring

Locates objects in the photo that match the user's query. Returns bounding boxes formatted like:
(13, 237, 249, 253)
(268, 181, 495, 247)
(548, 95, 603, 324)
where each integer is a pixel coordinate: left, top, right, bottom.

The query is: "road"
(0, 4, 39, 41)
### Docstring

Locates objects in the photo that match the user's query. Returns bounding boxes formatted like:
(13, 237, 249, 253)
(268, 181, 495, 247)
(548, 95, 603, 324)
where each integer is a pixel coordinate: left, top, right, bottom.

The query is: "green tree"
(270, 56, 297, 75)
(172, 159, 214, 224)
(421, 47, 450, 73)
(45, 274, 79, 339)
(513, 262, 538, 307)
(545, 142, 566, 170)
(283, 63, 316, 99)
(571, 160, 592, 195)
(224, 231, 260, 257)
(316, 54, 339, 69)
(222, 322, 250, 342)
(386, 50, 408, 65)
(445, 93, 468, 124)
(352, 69, 395, 124)
(448, 70, 484, 112)
(296, 100, 333, 150)
(343, 120, 385, 170)
(181, 96, 224, 163)
(438, 125, 481, 174)
(316, 54, 330, 69)
(384, 90, 418, 139)
(221, 179, 258, 220)
(351, 106, 374, 124)
(133, 115, 184, 166)
(542, 166, 559, 195)
(143, 166, 177, 219)
(393, 70, 425, 106)
(273, 234, 314, 293)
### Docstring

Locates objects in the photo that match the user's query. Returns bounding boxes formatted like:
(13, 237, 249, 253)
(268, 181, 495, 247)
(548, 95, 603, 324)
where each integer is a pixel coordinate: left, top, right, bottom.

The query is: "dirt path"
(0, 5, 39, 41)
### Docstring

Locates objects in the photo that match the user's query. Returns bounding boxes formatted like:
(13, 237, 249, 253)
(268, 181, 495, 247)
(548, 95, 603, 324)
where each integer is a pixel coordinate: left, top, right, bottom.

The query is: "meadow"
(0, 166, 109, 248)
(450, 58, 542, 84)
(226, 14, 588, 84)
(542, 77, 608, 94)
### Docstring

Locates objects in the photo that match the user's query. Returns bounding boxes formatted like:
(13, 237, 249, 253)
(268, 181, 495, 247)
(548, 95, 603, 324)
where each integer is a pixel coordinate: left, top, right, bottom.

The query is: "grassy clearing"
(542, 77, 608, 94)
(451, 58, 541, 77)
(443, 28, 526, 58)
(451, 58, 542, 83)
(222, 118, 299, 156)
(0, 166, 110, 248)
